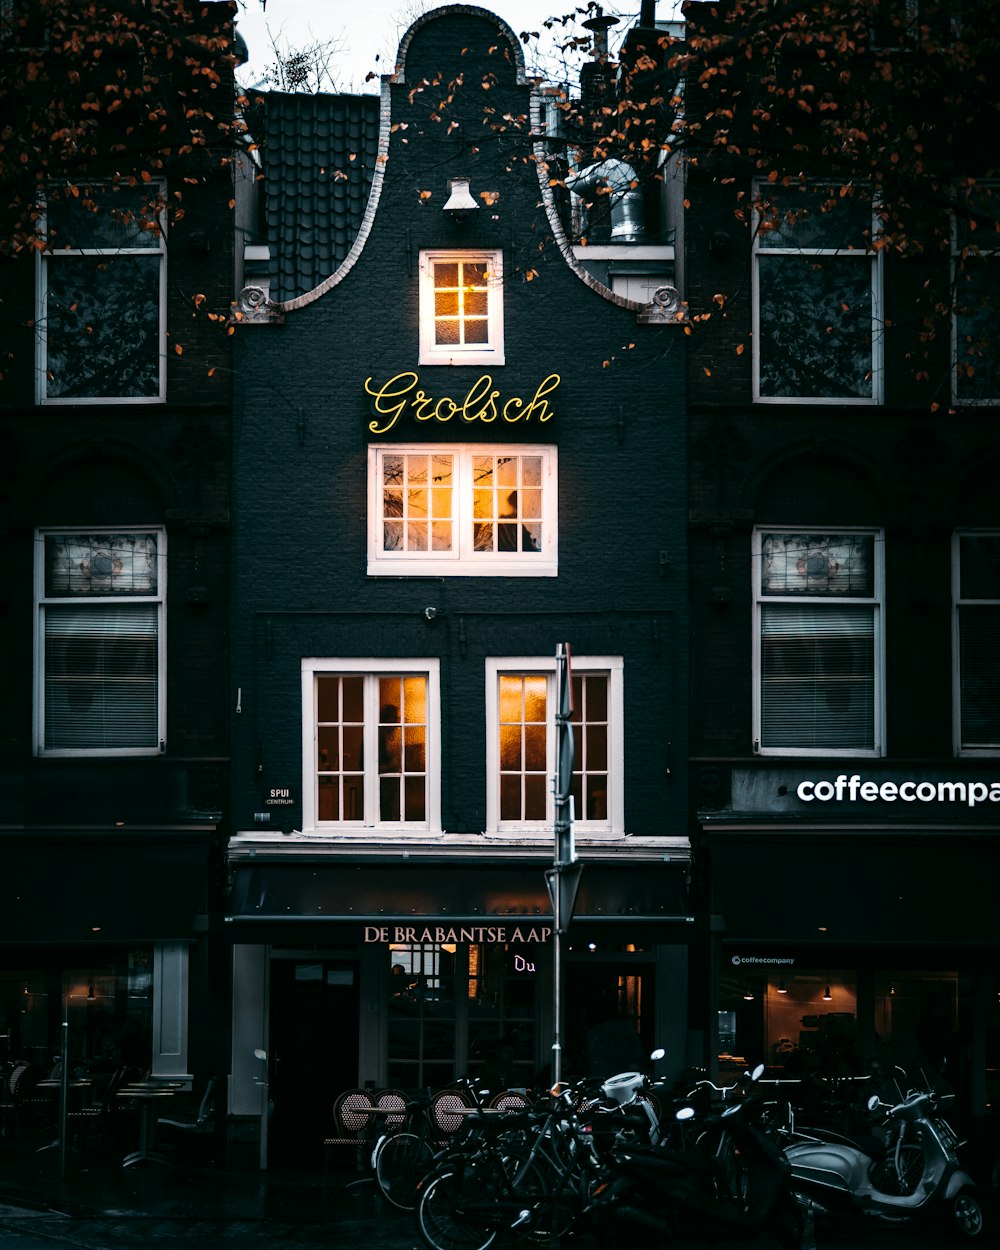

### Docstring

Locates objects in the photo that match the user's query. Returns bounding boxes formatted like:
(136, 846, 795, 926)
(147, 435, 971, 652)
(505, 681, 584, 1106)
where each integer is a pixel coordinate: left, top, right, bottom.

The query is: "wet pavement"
(0, 1149, 422, 1248)
(0, 1146, 994, 1249)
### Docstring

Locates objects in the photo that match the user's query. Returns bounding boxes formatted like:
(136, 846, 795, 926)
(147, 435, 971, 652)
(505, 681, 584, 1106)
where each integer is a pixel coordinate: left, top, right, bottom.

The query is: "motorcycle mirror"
(676, 1106, 695, 1121)
(650, 1048, 665, 1062)
(750, 1062, 765, 1082)
(867, 1094, 880, 1111)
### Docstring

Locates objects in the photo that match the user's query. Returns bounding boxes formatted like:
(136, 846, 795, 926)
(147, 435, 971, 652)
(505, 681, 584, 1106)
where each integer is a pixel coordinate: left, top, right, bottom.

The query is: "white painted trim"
(952, 529, 1000, 755)
(367, 444, 557, 577)
(301, 657, 442, 835)
(36, 183, 168, 405)
(751, 527, 885, 757)
(418, 249, 505, 367)
(33, 526, 167, 757)
(485, 655, 625, 837)
(152, 942, 191, 1084)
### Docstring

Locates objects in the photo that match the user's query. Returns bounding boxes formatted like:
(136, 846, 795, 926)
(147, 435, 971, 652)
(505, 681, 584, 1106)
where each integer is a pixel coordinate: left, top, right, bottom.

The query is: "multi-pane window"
(485, 656, 623, 835)
(753, 531, 884, 756)
(952, 186, 1000, 406)
(301, 659, 440, 833)
(34, 529, 166, 755)
(953, 532, 1000, 753)
(368, 445, 557, 576)
(38, 182, 166, 404)
(752, 182, 883, 403)
(419, 250, 504, 365)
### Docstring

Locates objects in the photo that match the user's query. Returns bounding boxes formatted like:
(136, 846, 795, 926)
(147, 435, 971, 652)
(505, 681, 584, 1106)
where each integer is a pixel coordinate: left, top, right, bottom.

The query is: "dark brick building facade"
(681, 0, 1000, 1129)
(0, 1, 237, 1109)
(227, 5, 690, 1164)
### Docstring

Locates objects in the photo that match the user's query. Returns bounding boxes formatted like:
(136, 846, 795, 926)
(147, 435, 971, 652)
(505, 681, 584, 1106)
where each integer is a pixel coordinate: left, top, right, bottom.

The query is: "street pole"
(546, 642, 581, 1091)
(58, 1019, 69, 1179)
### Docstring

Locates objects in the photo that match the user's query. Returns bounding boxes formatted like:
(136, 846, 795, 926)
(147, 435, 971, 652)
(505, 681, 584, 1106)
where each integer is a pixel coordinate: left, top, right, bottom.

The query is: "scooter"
(780, 1078, 984, 1239)
(586, 1063, 804, 1250)
(594, 1047, 668, 1148)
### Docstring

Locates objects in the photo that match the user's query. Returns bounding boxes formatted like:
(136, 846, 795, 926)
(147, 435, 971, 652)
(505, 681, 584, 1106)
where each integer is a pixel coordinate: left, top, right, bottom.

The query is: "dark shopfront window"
(720, 966, 960, 1089)
(387, 941, 539, 1091)
(0, 950, 153, 1076)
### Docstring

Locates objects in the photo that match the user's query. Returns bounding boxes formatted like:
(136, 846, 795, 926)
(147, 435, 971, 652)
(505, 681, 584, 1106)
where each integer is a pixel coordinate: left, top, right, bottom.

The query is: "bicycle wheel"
(416, 1165, 499, 1250)
(376, 1129, 435, 1210)
(495, 1150, 551, 1241)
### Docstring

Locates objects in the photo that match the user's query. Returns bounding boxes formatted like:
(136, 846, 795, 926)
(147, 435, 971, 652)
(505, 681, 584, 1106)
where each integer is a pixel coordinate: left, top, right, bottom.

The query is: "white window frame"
(33, 527, 167, 757)
(485, 655, 624, 838)
(36, 181, 167, 405)
(751, 180, 884, 405)
(418, 249, 505, 366)
(952, 530, 1000, 755)
(367, 444, 558, 578)
(950, 183, 999, 408)
(752, 529, 885, 758)
(301, 658, 441, 835)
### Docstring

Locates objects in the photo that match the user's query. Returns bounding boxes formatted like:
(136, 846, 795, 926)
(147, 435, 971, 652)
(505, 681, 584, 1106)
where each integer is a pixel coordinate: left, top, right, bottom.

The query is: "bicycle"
(415, 1083, 603, 1250)
(374, 1082, 482, 1211)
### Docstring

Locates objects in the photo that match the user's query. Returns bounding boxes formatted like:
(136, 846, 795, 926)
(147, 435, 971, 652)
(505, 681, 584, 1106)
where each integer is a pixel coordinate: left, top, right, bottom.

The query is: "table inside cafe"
(33, 1078, 94, 1156)
(116, 1079, 184, 1167)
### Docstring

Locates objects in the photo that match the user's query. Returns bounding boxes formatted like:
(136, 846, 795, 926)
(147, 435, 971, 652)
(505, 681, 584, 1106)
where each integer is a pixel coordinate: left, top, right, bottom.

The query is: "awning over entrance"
(0, 831, 212, 945)
(708, 832, 1000, 948)
(227, 858, 692, 935)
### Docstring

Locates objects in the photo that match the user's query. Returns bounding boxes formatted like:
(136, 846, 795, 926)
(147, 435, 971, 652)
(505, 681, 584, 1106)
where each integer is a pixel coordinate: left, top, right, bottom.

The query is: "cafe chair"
(488, 1089, 531, 1113)
(0, 1062, 35, 1149)
(323, 1088, 376, 1184)
(158, 1077, 217, 1161)
(429, 1088, 473, 1141)
(373, 1087, 408, 1130)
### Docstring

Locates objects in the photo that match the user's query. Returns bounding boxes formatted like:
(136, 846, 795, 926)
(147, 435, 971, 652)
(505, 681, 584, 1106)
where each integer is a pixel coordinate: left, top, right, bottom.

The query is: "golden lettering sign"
(364, 371, 560, 435)
(363, 924, 552, 944)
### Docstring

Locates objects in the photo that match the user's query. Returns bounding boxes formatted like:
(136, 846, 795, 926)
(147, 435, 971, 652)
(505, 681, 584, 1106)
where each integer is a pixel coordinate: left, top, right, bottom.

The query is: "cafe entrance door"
(267, 955, 360, 1167)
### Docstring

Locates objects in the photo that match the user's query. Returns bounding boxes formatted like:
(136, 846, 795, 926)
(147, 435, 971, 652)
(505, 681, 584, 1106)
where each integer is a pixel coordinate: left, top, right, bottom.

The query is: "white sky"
(235, 1, 682, 94)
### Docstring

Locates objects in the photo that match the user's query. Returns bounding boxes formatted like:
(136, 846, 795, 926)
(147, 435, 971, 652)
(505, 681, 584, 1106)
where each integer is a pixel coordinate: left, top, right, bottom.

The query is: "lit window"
(368, 445, 557, 577)
(953, 532, 1000, 753)
(485, 656, 623, 835)
(419, 250, 504, 365)
(37, 182, 166, 404)
(34, 529, 166, 755)
(952, 184, 1000, 406)
(753, 530, 884, 756)
(752, 182, 883, 404)
(301, 659, 440, 833)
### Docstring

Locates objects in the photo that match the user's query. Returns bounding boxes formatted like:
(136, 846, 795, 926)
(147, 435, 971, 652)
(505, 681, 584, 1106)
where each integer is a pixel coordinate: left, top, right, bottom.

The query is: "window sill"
(368, 557, 557, 578)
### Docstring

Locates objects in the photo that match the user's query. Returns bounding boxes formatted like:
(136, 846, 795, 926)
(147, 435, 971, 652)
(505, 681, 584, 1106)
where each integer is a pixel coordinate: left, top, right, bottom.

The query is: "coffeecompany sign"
(796, 774, 1000, 808)
(730, 767, 1000, 815)
(365, 372, 560, 434)
(364, 924, 552, 945)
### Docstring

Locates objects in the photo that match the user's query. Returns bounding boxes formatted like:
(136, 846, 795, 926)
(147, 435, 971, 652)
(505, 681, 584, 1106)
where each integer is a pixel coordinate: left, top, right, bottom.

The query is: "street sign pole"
(546, 642, 581, 1090)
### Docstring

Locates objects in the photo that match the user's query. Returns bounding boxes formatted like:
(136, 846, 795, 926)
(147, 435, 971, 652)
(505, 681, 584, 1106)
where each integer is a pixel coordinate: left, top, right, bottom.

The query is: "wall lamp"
(443, 177, 479, 222)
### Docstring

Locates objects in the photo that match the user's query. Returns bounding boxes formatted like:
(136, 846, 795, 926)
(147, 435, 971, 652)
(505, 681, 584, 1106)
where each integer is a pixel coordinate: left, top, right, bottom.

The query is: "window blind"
(44, 604, 159, 749)
(761, 604, 876, 749)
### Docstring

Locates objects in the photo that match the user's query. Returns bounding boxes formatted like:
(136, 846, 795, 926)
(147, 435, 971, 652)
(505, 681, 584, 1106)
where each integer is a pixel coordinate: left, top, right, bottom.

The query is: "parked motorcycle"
(779, 1075, 984, 1239)
(591, 1047, 667, 1149)
(586, 1063, 804, 1250)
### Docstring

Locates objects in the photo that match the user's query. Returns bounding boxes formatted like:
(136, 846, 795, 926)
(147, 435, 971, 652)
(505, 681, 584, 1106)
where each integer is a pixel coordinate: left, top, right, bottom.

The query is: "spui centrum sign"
(365, 372, 560, 434)
(364, 924, 552, 944)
